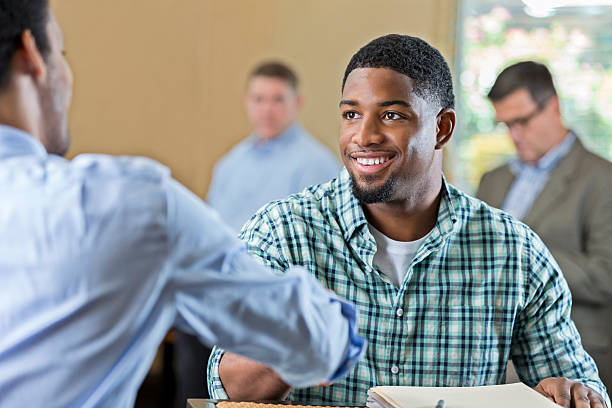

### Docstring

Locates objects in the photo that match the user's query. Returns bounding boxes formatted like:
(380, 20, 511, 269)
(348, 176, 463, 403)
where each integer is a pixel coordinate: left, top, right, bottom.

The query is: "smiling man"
(208, 35, 610, 407)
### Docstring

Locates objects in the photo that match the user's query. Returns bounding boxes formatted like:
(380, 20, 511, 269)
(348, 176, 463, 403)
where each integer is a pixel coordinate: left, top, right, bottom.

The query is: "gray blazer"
(477, 137, 612, 388)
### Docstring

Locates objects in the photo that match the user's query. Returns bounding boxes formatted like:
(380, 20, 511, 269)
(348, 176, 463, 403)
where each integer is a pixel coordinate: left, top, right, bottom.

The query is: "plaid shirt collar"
(334, 168, 459, 248)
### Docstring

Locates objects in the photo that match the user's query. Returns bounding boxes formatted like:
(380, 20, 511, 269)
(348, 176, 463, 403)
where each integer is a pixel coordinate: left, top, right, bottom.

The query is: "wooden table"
(186, 400, 365, 408)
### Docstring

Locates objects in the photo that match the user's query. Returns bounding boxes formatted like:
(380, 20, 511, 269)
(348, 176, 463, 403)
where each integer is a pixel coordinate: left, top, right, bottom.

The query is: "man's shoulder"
(450, 183, 538, 243)
(480, 162, 512, 181)
(574, 141, 612, 174)
(296, 129, 333, 151)
(242, 176, 343, 233)
(293, 128, 338, 161)
(70, 154, 170, 186)
(213, 138, 253, 170)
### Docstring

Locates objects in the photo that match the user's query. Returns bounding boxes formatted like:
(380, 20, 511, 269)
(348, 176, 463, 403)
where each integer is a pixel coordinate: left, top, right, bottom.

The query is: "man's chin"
(349, 173, 395, 204)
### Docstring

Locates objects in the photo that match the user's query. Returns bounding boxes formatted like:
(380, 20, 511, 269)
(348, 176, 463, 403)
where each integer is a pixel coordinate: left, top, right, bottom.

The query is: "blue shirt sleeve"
(163, 179, 365, 388)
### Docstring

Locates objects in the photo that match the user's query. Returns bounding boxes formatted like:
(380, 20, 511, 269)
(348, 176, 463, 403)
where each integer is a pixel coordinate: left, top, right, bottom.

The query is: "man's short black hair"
(342, 34, 455, 110)
(248, 61, 298, 91)
(0, 0, 50, 90)
(488, 61, 557, 106)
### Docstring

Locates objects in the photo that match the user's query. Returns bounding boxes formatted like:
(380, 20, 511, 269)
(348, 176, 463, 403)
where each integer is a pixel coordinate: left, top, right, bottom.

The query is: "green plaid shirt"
(208, 169, 609, 405)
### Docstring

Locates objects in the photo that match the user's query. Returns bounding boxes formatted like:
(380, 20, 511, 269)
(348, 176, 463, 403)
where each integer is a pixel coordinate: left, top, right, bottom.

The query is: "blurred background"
(49, 0, 612, 406)
(52, 0, 456, 199)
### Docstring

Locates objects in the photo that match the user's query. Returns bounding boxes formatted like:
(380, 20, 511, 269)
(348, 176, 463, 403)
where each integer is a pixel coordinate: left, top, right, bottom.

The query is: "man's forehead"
(247, 76, 294, 93)
(342, 67, 419, 102)
(493, 88, 537, 116)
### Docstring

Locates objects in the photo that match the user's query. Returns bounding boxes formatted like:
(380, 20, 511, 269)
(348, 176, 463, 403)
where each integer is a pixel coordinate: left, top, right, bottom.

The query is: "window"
(453, 0, 612, 192)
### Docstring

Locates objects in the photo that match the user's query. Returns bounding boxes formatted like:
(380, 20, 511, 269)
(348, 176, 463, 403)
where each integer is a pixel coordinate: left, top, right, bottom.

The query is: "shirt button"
(391, 365, 399, 374)
(395, 308, 404, 317)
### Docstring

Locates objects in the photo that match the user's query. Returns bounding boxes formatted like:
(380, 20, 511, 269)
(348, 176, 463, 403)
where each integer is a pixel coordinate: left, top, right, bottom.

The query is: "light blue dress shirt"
(207, 124, 340, 231)
(502, 132, 576, 220)
(0, 125, 365, 408)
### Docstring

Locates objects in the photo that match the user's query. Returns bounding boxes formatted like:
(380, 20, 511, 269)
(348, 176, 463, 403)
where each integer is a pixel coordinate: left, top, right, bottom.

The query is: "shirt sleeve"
(205, 162, 224, 207)
(510, 233, 610, 406)
(164, 178, 365, 389)
(292, 150, 341, 193)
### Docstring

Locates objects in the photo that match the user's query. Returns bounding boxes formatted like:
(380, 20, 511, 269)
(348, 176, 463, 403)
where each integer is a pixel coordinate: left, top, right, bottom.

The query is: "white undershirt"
(368, 223, 432, 288)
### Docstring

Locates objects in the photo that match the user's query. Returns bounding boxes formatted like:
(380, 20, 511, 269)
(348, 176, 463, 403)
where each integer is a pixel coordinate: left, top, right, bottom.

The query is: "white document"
(367, 383, 561, 408)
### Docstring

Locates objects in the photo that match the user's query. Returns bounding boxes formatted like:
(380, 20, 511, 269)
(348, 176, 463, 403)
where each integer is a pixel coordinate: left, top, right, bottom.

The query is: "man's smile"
(349, 151, 396, 175)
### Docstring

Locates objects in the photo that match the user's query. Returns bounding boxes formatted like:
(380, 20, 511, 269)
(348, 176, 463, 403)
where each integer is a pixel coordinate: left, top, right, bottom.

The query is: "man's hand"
(534, 377, 606, 407)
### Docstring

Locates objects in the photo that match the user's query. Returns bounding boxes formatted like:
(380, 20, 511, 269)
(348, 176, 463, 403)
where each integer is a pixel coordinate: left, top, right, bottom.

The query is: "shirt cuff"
(207, 346, 229, 399)
(326, 297, 367, 383)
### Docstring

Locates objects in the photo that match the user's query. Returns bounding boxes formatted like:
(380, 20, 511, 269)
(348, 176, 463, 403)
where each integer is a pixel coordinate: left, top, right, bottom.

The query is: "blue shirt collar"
(509, 131, 576, 175)
(248, 123, 302, 152)
(0, 125, 47, 159)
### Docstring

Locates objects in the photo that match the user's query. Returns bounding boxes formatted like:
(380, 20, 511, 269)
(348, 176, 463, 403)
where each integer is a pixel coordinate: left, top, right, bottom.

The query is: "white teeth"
(356, 157, 389, 166)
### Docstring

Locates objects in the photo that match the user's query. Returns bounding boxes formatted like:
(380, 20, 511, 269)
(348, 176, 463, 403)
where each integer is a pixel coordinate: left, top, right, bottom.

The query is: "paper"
(367, 383, 561, 408)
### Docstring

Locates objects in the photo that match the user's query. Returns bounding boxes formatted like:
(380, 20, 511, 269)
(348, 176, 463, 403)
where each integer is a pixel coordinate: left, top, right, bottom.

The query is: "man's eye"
(343, 111, 360, 120)
(383, 112, 402, 120)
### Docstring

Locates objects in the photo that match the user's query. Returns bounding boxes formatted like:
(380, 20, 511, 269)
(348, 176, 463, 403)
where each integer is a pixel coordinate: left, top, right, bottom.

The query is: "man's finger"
(550, 379, 572, 408)
(571, 386, 591, 408)
(534, 383, 556, 402)
(586, 389, 606, 408)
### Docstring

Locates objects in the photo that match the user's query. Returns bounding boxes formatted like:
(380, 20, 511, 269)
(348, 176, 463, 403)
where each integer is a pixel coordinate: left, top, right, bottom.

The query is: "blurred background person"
(476, 61, 612, 388)
(206, 61, 340, 232)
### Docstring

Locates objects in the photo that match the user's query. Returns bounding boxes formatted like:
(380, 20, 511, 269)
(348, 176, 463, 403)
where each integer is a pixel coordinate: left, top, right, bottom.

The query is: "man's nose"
(352, 115, 385, 146)
(508, 125, 523, 143)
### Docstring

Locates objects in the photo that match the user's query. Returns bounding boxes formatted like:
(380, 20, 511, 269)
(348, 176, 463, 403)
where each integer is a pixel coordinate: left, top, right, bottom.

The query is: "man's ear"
(550, 95, 562, 117)
(20, 29, 47, 84)
(435, 108, 455, 150)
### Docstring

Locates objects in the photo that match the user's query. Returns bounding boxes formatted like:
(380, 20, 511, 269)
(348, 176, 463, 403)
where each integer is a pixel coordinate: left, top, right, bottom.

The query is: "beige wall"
(52, 0, 457, 198)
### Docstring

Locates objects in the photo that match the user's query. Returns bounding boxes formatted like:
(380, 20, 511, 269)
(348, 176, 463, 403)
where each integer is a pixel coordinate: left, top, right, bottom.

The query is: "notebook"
(367, 383, 561, 408)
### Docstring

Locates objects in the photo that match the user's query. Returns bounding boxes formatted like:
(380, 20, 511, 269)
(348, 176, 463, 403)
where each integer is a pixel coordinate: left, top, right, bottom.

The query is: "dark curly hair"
(0, 0, 50, 90)
(342, 34, 455, 110)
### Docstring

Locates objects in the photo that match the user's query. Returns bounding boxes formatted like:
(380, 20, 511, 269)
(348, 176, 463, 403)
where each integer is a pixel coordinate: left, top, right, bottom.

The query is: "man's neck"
(362, 179, 442, 242)
(254, 123, 295, 145)
(0, 81, 41, 141)
(524, 126, 570, 166)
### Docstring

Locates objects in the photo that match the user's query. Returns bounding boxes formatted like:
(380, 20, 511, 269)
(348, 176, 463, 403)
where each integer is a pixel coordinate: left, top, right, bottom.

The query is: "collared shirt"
(208, 168, 610, 406)
(207, 123, 340, 231)
(502, 132, 576, 220)
(0, 126, 364, 408)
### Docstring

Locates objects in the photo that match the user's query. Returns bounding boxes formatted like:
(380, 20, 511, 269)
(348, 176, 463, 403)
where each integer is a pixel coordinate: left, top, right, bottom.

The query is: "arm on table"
(509, 233, 610, 407)
(219, 352, 291, 400)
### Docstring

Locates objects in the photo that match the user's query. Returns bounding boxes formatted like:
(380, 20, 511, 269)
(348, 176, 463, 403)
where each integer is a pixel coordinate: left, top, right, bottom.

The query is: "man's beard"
(350, 173, 396, 204)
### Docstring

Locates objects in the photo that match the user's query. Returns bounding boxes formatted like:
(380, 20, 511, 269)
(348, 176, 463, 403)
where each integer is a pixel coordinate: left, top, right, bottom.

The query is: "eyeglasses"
(497, 96, 552, 131)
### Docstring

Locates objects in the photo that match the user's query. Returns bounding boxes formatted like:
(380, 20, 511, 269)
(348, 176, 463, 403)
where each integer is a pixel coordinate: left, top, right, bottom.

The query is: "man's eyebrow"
(339, 100, 358, 107)
(379, 100, 411, 108)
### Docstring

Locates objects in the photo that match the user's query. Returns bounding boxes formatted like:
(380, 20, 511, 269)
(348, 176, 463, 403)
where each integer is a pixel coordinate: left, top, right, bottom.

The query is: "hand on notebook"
(534, 377, 605, 408)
